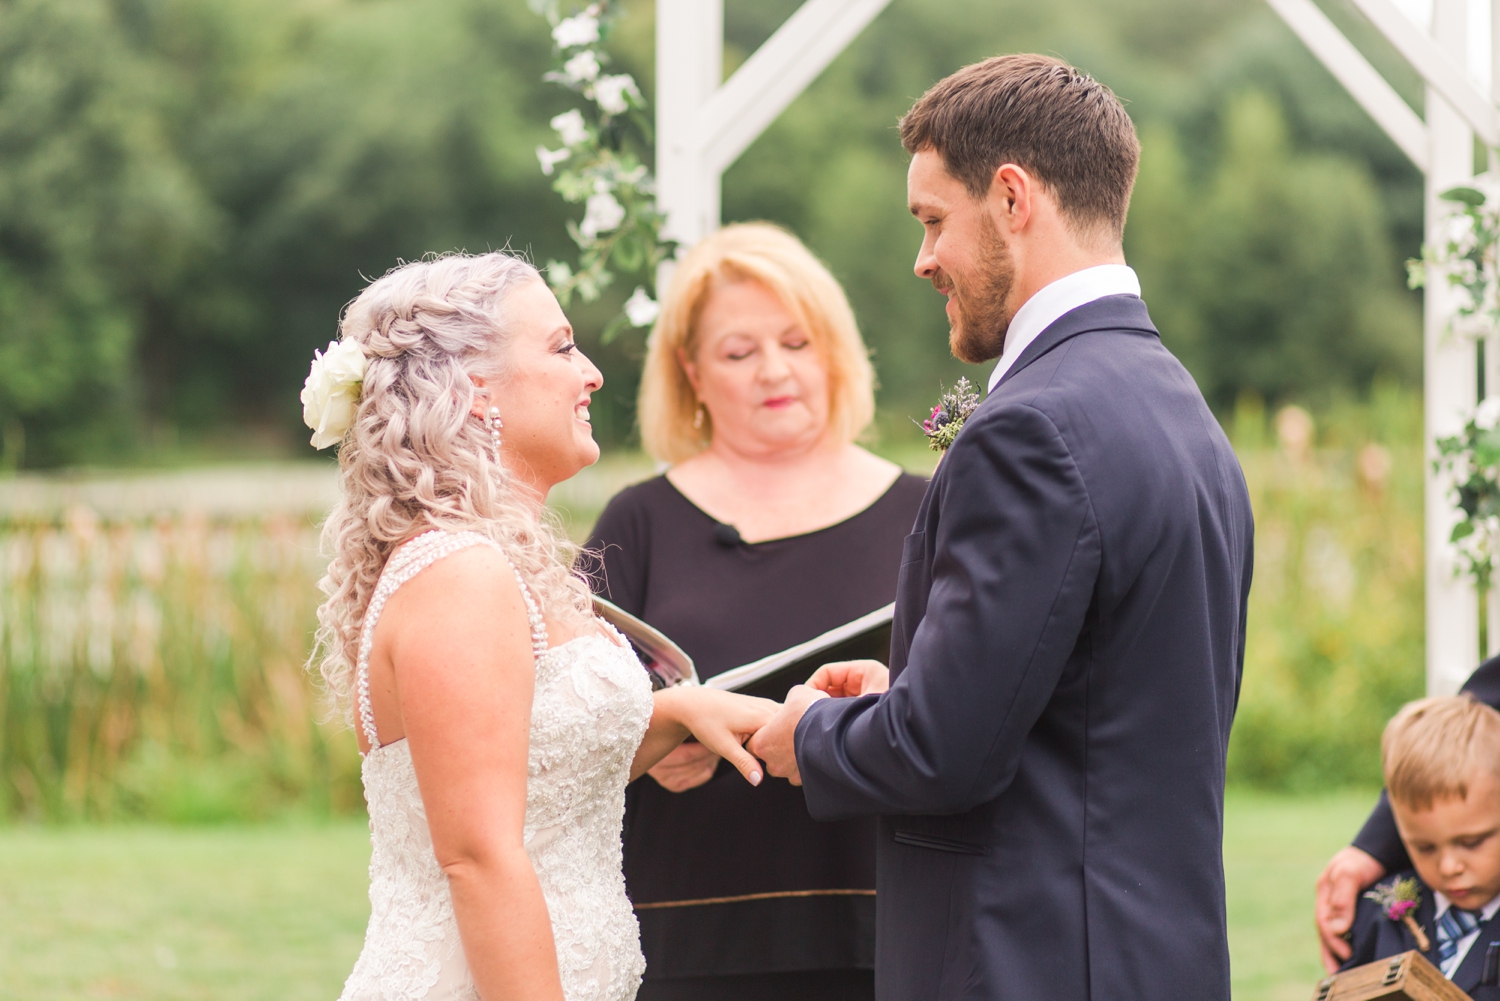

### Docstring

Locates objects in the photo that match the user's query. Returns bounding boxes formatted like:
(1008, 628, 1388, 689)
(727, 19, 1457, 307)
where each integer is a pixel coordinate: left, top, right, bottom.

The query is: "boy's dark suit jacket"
(794, 296, 1255, 1001)
(1356, 657, 1500, 869)
(1342, 871, 1500, 999)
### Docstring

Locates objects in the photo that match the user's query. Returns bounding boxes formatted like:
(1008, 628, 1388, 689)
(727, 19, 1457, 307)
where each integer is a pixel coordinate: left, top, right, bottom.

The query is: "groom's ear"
(987, 163, 1035, 234)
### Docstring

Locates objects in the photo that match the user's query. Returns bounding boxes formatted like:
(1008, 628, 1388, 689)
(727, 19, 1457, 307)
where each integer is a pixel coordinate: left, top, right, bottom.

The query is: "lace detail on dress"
(338, 530, 652, 1001)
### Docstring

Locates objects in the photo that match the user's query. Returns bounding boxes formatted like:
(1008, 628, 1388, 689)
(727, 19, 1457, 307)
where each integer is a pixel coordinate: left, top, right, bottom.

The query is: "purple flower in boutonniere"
(1364, 876, 1432, 952)
(918, 378, 981, 453)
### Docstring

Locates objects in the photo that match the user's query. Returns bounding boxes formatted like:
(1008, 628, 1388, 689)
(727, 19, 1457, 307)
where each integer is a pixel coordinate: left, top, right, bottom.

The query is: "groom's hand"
(748, 685, 828, 786)
(808, 659, 889, 698)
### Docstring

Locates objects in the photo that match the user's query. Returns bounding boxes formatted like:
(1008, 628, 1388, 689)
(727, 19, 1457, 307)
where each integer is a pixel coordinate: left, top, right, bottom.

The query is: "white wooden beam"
(1426, 0, 1482, 694)
(1264, 0, 1429, 170)
(696, 0, 896, 176)
(1348, 0, 1500, 147)
(655, 0, 723, 251)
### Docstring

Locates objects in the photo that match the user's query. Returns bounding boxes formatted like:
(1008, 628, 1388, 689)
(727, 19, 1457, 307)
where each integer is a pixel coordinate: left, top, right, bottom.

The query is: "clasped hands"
(649, 659, 890, 792)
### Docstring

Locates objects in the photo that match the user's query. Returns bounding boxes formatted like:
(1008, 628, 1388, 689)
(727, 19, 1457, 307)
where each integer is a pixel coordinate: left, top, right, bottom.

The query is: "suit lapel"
(1451, 908, 1500, 992)
(993, 294, 1158, 394)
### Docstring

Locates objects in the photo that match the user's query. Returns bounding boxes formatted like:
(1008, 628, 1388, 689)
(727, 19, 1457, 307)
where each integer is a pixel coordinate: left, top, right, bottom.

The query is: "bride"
(305, 252, 777, 1001)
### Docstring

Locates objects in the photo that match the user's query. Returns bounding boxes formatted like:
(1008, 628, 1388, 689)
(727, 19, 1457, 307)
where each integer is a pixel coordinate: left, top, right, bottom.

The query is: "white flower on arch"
(550, 109, 589, 147)
(580, 191, 625, 240)
(591, 74, 639, 116)
(537, 145, 571, 175)
(562, 50, 600, 83)
(623, 286, 659, 327)
(552, 13, 599, 48)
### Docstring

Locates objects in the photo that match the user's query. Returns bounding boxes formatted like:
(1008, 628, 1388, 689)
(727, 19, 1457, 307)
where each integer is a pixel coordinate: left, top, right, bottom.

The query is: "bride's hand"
(807, 659, 889, 698)
(645, 687, 778, 787)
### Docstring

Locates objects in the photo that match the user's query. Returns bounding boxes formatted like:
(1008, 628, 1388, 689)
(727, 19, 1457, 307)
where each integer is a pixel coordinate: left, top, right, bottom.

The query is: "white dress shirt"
(986, 264, 1141, 393)
(1434, 891, 1500, 977)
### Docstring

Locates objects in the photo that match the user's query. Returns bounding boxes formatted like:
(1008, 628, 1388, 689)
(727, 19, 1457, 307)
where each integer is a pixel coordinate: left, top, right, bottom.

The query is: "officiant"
(584, 222, 926, 1001)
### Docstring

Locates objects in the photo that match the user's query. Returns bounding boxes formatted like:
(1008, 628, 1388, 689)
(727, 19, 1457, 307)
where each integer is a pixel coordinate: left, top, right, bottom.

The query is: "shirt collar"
(986, 264, 1141, 393)
(1434, 891, 1500, 922)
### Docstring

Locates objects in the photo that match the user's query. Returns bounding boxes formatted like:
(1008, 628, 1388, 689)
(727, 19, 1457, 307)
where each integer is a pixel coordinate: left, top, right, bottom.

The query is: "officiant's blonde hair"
(1383, 695, 1500, 811)
(638, 222, 876, 463)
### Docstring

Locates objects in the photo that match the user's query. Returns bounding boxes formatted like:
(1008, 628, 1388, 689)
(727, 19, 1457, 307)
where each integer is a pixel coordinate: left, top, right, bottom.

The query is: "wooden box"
(1312, 951, 1470, 1001)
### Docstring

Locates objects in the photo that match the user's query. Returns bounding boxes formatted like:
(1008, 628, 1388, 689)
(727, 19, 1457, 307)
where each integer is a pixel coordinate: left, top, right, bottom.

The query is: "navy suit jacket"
(1343, 871, 1500, 999)
(794, 295, 1255, 1001)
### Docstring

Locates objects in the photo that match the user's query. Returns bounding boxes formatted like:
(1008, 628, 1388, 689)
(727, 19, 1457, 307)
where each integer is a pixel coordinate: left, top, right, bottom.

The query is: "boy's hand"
(1315, 846, 1386, 972)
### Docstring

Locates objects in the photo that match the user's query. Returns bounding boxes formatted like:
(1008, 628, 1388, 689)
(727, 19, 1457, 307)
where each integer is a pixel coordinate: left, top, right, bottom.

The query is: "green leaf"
(599, 312, 630, 344)
(1453, 521, 1477, 542)
(1442, 186, 1488, 206)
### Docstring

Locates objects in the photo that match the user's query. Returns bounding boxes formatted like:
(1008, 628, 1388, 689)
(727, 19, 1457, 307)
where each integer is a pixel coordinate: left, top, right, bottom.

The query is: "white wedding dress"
(338, 530, 652, 1001)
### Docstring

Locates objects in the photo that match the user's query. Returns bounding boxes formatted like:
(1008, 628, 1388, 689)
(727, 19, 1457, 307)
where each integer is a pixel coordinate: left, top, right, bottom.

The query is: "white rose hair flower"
(301, 339, 366, 449)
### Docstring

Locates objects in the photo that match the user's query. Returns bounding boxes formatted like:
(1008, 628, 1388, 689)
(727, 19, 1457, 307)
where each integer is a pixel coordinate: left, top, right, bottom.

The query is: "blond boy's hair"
(637, 222, 876, 464)
(1383, 694, 1500, 811)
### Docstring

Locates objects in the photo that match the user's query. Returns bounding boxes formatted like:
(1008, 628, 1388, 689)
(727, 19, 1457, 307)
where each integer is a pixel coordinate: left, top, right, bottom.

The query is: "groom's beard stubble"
(939, 213, 1014, 365)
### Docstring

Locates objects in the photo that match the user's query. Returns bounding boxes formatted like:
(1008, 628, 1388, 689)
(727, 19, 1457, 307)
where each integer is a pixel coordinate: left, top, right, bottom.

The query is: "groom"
(750, 55, 1254, 1000)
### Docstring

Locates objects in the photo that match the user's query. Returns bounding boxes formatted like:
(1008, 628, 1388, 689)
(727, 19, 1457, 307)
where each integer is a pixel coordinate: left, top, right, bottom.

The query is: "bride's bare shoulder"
(381, 542, 528, 626)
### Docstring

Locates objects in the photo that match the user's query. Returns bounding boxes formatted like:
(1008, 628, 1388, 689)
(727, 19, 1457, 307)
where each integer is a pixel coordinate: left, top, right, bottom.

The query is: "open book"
(592, 597, 894, 703)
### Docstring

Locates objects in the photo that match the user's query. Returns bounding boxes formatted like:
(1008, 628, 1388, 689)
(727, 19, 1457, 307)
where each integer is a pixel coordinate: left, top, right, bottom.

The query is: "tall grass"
(0, 471, 358, 822)
(1227, 383, 1426, 789)
(0, 406, 1430, 823)
(0, 458, 655, 823)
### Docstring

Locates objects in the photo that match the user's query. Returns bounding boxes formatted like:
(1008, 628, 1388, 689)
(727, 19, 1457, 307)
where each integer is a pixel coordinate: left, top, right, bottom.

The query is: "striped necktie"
(1437, 906, 1483, 970)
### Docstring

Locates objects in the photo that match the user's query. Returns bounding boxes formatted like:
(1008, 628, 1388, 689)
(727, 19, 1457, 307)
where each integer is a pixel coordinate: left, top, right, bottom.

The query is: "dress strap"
(355, 529, 551, 751)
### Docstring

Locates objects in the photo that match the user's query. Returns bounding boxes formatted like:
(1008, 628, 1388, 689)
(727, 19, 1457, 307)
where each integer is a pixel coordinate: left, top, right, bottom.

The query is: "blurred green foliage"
(0, 0, 1423, 466)
(1227, 384, 1426, 790)
(0, 390, 1431, 821)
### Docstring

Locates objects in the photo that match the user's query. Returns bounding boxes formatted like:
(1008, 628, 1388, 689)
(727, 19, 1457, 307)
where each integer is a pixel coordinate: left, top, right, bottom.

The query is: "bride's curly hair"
(310, 251, 595, 721)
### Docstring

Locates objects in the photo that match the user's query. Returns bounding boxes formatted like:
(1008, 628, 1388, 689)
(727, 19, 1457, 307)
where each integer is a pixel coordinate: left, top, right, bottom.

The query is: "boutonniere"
(1364, 876, 1432, 952)
(919, 378, 981, 453)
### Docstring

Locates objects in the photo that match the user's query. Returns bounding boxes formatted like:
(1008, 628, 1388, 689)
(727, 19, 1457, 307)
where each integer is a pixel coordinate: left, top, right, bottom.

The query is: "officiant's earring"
(488, 406, 503, 461)
(693, 404, 705, 431)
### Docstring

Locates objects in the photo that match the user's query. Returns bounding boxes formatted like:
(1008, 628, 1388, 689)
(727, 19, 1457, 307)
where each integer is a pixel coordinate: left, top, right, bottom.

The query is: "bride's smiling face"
(474, 278, 602, 496)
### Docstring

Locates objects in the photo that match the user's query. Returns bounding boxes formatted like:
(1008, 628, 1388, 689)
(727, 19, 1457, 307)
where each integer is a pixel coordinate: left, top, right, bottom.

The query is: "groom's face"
(908, 149, 1014, 364)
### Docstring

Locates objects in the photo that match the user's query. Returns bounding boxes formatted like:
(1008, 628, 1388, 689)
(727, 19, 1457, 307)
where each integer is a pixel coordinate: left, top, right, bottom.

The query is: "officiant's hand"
(808, 659, 889, 698)
(647, 741, 720, 792)
(1315, 846, 1386, 971)
(747, 684, 829, 786)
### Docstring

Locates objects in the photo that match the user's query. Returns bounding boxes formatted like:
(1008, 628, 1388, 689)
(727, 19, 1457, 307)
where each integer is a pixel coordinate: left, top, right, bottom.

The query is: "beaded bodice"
(338, 530, 653, 1001)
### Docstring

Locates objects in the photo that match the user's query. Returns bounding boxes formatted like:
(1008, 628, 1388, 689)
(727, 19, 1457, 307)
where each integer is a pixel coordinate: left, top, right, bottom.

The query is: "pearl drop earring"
(693, 404, 705, 430)
(488, 406, 503, 461)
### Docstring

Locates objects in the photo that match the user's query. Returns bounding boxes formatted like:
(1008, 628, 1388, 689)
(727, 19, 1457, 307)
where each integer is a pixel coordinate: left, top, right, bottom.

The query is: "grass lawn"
(0, 789, 1377, 1000)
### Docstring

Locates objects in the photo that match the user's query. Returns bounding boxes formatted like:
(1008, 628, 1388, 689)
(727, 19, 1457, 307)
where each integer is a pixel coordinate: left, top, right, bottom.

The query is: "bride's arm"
(631, 686, 778, 784)
(381, 546, 564, 1001)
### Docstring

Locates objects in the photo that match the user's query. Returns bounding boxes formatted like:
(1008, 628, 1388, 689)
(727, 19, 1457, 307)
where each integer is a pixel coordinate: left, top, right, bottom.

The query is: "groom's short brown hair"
(900, 54, 1140, 242)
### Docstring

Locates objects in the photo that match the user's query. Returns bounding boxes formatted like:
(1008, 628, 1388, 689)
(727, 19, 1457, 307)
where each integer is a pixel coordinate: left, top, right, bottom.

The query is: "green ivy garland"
(1410, 182, 1500, 589)
(529, 0, 676, 342)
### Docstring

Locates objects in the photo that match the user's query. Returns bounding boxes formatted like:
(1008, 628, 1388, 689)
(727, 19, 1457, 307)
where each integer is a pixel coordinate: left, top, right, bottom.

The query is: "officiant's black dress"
(585, 472, 926, 1001)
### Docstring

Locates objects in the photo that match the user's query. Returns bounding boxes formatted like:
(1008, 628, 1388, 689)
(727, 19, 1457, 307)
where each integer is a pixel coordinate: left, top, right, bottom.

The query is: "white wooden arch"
(654, 0, 1499, 694)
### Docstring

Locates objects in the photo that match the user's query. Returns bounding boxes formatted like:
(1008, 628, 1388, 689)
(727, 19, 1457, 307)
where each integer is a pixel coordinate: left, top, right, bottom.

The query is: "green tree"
(0, 0, 220, 465)
(1128, 92, 1419, 408)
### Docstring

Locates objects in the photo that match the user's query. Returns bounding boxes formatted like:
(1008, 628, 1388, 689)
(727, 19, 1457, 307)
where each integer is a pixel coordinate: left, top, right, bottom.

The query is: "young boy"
(1343, 695, 1500, 997)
